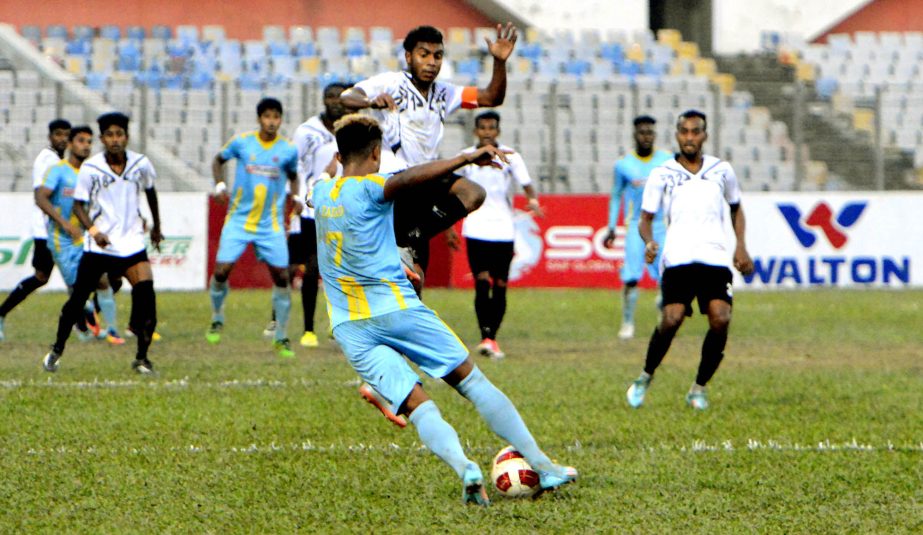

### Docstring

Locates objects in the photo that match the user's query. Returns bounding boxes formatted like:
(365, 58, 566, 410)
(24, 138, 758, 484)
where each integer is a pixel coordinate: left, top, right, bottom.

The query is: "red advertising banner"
(449, 194, 657, 289)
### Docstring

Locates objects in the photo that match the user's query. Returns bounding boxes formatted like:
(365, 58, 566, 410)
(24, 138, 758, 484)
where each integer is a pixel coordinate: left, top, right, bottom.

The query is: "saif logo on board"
(745, 201, 910, 286)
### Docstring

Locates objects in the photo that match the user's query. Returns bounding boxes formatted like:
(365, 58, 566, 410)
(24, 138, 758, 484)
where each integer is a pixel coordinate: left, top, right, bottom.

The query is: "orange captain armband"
(460, 86, 479, 109)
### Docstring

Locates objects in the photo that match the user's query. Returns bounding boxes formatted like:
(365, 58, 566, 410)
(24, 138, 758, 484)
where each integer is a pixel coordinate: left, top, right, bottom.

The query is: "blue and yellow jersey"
(609, 149, 673, 230)
(312, 173, 422, 329)
(41, 160, 84, 252)
(220, 131, 298, 234)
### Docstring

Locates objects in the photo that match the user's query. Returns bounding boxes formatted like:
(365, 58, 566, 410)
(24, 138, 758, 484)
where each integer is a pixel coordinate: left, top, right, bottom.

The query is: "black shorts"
(661, 263, 733, 316)
(31, 238, 55, 273)
(74, 250, 150, 290)
(466, 238, 515, 281)
(288, 217, 318, 266)
(392, 173, 461, 271)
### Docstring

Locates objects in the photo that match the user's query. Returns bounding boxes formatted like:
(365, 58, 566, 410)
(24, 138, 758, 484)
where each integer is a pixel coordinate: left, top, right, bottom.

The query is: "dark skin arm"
(476, 23, 518, 107)
(730, 203, 754, 275)
(145, 187, 163, 252)
(339, 87, 396, 111)
(212, 154, 230, 203)
(383, 145, 509, 201)
(639, 210, 658, 264)
(35, 187, 82, 240)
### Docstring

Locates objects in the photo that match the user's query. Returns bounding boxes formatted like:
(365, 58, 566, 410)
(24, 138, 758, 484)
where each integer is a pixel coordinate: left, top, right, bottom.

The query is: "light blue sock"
(408, 400, 474, 479)
(96, 287, 117, 333)
(272, 285, 291, 341)
(209, 277, 229, 323)
(623, 285, 639, 325)
(455, 367, 553, 472)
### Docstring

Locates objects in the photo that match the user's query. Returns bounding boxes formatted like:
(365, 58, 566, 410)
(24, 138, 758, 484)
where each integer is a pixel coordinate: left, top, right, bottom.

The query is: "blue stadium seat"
(517, 43, 543, 61)
(46, 25, 68, 40)
(346, 41, 367, 58)
(619, 61, 641, 76)
(65, 40, 92, 56)
(268, 41, 290, 57)
(294, 41, 316, 57)
(815, 77, 839, 99)
(565, 58, 591, 77)
(151, 25, 172, 40)
(126, 26, 146, 41)
(238, 72, 263, 90)
(117, 45, 142, 72)
(163, 74, 184, 90)
(642, 60, 668, 75)
(21, 26, 41, 43)
(188, 71, 214, 90)
(72, 25, 94, 41)
(85, 72, 109, 91)
(456, 58, 481, 77)
(100, 25, 121, 41)
(600, 42, 623, 63)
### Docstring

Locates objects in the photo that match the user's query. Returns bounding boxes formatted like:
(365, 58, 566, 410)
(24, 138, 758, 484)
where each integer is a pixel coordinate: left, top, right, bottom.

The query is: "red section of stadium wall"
(813, 0, 923, 42)
(2, 0, 495, 39)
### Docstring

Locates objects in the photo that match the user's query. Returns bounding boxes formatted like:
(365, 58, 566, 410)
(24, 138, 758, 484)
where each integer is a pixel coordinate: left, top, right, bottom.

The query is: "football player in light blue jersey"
(314, 115, 576, 506)
(208, 98, 301, 357)
(34, 125, 122, 344)
(604, 116, 673, 339)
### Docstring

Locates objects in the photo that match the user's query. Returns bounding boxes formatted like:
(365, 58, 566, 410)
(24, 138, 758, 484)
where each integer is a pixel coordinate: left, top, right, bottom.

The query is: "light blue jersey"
(609, 149, 673, 231)
(41, 160, 84, 285)
(220, 131, 298, 235)
(313, 174, 422, 329)
(42, 160, 84, 252)
(610, 149, 672, 284)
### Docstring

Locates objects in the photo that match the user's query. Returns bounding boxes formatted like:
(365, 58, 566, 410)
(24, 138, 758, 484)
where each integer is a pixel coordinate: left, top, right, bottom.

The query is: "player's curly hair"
(403, 26, 443, 52)
(334, 114, 383, 163)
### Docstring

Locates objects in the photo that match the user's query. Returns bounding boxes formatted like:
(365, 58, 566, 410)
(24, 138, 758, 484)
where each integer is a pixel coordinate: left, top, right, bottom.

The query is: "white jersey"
(291, 115, 337, 221)
(641, 155, 741, 271)
(31, 147, 63, 239)
(458, 145, 533, 242)
(354, 71, 477, 165)
(75, 150, 157, 257)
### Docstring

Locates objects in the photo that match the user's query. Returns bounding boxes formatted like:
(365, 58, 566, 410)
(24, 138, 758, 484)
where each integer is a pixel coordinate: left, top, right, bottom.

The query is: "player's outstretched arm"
(145, 187, 163, 252)
(730, 203, 753, 275)
(340, 86, 396, 111)
(639, 211, 658, 264)
(384, 145, 509, 200)
(477, 23, 518, 107)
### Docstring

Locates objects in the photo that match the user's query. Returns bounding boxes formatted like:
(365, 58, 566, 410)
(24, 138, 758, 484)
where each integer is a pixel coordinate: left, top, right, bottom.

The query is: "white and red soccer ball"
(491, 446, 540, 498)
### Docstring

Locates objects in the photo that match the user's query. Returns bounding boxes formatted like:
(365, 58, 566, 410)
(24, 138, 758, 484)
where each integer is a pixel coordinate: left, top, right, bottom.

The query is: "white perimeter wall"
(497, 0, 870, 53)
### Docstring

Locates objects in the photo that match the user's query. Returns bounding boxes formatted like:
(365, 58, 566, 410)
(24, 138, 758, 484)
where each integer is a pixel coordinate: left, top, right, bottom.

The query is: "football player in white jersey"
(626, 110, 754, 411)
(0, 119, 70, 341)
(457, 111, 541, 359)
(262, 82, 350, 348)
(340, 24, 518, 285)
(43, 112, 163, 375)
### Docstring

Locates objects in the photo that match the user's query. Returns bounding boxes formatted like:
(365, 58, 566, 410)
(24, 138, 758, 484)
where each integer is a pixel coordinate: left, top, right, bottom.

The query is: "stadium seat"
(73, 26, 94, 41)
(100, 26, 121, 41)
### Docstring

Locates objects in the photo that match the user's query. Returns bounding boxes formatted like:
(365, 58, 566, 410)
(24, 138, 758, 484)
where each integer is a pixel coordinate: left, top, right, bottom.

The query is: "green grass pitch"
(0, 288, 920, 533)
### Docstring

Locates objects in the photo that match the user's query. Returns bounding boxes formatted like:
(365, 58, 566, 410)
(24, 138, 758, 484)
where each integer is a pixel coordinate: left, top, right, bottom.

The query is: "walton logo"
(777, 201, 867, 249)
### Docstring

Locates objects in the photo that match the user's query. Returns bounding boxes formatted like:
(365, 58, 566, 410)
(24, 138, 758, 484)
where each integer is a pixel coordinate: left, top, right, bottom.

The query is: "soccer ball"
(491, 446, 540, 498)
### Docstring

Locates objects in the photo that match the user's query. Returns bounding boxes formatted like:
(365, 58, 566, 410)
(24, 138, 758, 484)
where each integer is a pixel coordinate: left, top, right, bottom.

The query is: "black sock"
(302, 270, 318, 333)
(475, 279, 492, 339)
(130, 280, 157, 360)
(0, 275, 45, 317)
(414, 195, 469, 241)
(644, 326, 677, 376)
(696, 328, 728, 386)
(490, 283, 507, 337)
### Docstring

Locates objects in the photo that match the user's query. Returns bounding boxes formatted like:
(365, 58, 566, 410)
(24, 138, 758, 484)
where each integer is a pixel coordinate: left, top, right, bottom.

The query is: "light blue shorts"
(333, 306, 470, 415)
(215, 226, 289, 268)
(622, 223, 666, 284)
(51, 242, 84, 287)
